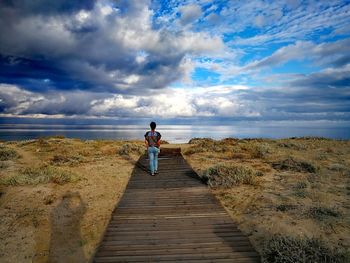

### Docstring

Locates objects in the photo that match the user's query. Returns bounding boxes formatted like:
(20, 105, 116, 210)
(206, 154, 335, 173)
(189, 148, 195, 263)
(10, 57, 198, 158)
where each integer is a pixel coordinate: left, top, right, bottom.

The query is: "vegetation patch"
(272, 156, 318, 173)
(50, 154, 85, 166)
(0, 165, 80, 186)
(184, 138, 229, 155)
(188, 138, 214, 144)
(328, 163, 350, 176)
(202, 163, 259, 188)
(0, 162, 9, 169)
(250, 143, 272, 158)
(0, 146, 20, 161)
(276, 204, 298, 212)
(262, 235, 349, 263)
(118, 143, 145, 156)
(307, 206, 341, 221)
(277, 141, 307, 150)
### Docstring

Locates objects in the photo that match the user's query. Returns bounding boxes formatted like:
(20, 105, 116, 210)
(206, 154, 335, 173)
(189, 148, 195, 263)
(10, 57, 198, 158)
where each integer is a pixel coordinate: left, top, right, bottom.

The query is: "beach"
(0, 137, 349, 262)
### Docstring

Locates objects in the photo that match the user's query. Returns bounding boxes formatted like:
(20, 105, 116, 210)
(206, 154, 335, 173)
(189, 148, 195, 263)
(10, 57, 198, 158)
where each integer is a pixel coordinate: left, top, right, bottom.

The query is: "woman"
(144, 122, 161, 176)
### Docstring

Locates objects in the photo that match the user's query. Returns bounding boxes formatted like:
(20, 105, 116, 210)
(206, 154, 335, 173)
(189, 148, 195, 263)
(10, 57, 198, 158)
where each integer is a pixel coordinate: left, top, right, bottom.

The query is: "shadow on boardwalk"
(94, 148, 260, 262)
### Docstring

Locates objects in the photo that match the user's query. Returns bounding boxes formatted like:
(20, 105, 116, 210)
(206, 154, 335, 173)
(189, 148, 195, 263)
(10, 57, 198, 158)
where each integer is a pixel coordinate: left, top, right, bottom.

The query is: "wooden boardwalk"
(94, 148, 260, 262)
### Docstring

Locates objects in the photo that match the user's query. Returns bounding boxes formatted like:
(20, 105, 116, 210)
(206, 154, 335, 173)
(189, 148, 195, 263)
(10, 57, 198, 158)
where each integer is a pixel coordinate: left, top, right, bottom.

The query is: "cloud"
(216, 1, 350, 46)
(179, 4, 202, 25)
(0, 0, 223, 94)
(0, 0, 349, 124)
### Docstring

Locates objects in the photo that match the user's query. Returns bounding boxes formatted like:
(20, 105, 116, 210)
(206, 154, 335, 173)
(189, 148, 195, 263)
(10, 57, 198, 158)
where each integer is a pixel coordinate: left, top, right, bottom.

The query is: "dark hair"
(150, 121, 156, 130)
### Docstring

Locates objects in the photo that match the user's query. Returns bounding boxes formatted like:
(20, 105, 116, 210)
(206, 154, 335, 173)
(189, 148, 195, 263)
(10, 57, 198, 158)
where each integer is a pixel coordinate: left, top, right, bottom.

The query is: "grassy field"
(0, 137, 349, 262)
(182, 137, 350, 262)
(0, 138, 144, 263)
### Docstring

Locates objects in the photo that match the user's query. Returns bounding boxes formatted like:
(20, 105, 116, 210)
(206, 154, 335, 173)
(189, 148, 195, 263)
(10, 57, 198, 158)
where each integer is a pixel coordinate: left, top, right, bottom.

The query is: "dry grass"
(201, 163, 260, 188)
(0, 165, 80, 186)
(50, 154, 85, 166)
(184, 138, 230, 155)
(262, 235, 349, 263)
(182, 137, 350, 261)
(307, 206, 341, 221)
(118, 143, 145, 156)
(272, 156, 318, 173)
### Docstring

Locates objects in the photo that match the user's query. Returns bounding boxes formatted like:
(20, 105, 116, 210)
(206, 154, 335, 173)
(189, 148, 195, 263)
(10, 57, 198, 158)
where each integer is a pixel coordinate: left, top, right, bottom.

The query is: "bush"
(272, 157, 318, 173)
(118, 143, 145, 156)
(202, 164, 259, 188)
(0, 162, 9, 169)
(0, 146, 20, 161)
(277, 141, 307, 150)
(188, 138, 214, 144)
(184, 139, 229, 155)
(307, 206, 341, 221)
(262, 235, 349, 263)
(51, 154, 85, 166)
(328, 164, 350, 176)
(0, 165, 80, 186)
(251, 143, 272, 158)
(276, 204, 298, 212)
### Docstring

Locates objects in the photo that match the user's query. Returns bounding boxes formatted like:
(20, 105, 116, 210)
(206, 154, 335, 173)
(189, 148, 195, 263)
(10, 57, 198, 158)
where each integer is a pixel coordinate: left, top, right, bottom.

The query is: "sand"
(0, 137, 349, 262)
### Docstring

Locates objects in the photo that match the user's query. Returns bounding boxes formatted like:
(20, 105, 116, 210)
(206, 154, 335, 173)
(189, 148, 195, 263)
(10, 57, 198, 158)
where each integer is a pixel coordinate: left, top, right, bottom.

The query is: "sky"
(0, 0, 350, 124)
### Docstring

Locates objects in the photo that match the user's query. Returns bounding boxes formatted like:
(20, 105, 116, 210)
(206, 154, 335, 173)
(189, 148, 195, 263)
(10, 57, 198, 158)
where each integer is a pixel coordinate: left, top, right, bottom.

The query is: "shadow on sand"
(48, 191, 87, 263)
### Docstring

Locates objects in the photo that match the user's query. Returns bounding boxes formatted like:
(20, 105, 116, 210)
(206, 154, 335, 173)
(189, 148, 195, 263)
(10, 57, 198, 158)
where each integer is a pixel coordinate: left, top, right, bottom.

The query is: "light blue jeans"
(148, 146, 159, 174)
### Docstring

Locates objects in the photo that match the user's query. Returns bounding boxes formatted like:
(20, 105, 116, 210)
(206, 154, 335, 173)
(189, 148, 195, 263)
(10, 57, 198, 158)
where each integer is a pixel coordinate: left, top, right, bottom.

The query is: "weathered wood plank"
(93, 148, 260, 262)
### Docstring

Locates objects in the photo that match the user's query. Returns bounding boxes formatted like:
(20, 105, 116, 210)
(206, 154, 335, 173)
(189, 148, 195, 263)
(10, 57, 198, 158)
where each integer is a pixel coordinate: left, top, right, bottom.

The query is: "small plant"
(0, 165, 80, 186)
(277, 141, 307, 150)
(0, 162, 9, 169)
(79, 239, 87, 247)
(51, 154, 85, 166)
(118, 143, 145, 156)
(262, 235, 349, 263)
(0, 146, 20, 161)
(307, 206, 341, 221)
(188, 138, 214, 144)
(294, 188, 307, 198)
(294, 181, 308, 189)
(272, 156, 318, 173)
(276, 204, 298, 212)
(328, 163, 349, 176)
(202, 163, 259, 188)
(251, 143, 272, 158)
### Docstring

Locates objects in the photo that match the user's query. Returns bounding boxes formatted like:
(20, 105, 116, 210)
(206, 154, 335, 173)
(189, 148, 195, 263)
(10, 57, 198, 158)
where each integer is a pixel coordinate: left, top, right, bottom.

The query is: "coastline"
(0, 137, 349, 262)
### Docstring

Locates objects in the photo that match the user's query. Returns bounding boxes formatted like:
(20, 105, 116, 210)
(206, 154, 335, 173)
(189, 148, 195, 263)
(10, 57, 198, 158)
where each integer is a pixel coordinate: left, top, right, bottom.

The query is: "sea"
(0, 118, 349, 143)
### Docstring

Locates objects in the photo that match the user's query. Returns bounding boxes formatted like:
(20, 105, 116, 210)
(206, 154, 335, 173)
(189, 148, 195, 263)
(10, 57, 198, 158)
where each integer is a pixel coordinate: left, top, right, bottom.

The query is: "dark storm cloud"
(0, 0, 211, 94)
(1, 0, 95, 15)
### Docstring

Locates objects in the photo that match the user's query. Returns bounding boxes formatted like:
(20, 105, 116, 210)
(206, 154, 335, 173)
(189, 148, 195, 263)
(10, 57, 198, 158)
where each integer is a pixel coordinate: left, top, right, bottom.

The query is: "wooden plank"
(93, 148, 260, 262)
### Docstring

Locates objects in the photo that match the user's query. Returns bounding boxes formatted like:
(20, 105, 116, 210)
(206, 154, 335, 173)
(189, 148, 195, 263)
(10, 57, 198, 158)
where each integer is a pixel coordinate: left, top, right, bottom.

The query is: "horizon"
(0, 1, 350, 131)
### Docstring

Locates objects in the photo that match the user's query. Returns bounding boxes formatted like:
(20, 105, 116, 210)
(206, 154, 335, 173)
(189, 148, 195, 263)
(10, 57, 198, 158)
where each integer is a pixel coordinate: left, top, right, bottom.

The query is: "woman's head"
(150, 121, 156, 130)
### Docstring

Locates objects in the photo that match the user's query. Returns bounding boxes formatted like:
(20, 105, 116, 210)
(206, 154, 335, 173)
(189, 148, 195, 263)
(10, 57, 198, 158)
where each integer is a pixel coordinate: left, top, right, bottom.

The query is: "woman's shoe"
(155, 170, 158, 174)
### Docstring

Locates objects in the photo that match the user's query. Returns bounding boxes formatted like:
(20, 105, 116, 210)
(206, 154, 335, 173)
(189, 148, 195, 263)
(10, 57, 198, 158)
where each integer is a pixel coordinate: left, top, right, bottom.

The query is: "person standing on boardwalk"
(144, 122, 161, 176)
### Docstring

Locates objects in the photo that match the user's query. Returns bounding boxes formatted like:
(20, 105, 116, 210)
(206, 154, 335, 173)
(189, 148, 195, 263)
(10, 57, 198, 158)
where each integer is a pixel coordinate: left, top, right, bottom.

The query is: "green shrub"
(202, 163, 259, 188)
(0, 146, 20, 161)
(0, 165, 80, 186)
(262, 235, 349, 263)
(272, 157, 318, 173)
